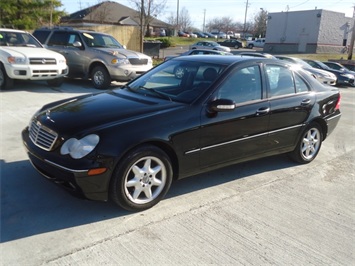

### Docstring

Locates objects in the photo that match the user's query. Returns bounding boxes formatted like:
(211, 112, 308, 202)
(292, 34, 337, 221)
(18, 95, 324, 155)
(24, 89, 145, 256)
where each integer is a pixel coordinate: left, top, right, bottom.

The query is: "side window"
(218, 65, 262, 104)
(47, 32, 69, 46)
(294, 74, 309, 93)
(266, 65, 295, 97)
(67, 33, 81, 46)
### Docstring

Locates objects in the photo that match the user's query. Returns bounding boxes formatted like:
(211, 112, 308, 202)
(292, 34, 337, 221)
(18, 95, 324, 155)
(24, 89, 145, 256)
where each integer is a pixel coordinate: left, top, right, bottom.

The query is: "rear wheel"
(91, 65, 111, 89)
(110, 145, 173, 211)
(0, 65, 14, 90)
(289, 123, 323, 164)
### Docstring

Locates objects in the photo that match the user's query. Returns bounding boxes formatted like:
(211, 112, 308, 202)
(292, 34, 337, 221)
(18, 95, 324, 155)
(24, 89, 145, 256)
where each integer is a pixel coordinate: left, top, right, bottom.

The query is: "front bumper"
(5, 63, 69, 80)
(22, 127, 112, 201)
(107, 63, 152, 82)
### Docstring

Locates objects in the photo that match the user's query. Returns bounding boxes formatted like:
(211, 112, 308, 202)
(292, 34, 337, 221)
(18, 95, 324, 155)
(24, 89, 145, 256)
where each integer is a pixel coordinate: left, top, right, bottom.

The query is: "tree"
(0, 0, 66, 30)
(129, 0, 166, 52)
(206, 16, 238, 35)
(253, 9, 268, 38)
(178, 7, 192, 31)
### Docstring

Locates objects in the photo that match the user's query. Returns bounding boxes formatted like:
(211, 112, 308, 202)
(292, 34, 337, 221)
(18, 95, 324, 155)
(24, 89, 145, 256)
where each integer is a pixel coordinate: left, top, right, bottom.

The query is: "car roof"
(171, 54, 270, 65)
(34, 27, 110, 36)
(0, 28, 26, 33)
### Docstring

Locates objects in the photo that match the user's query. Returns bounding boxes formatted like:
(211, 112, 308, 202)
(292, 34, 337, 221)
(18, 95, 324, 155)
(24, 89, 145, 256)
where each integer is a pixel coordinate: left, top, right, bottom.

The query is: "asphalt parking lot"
(1, 77, 354, 265)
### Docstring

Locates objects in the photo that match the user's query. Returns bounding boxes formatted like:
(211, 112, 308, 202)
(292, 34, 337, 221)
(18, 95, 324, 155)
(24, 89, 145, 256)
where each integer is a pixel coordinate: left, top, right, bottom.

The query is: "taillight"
(335, 94, 341, 110)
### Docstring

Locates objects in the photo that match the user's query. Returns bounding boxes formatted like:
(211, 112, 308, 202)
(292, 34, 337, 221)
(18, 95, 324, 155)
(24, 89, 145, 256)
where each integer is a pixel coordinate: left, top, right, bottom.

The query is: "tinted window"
(218, 65, 262, 104)
(32, 30, 50, 44)
(47, 31, 69, 46)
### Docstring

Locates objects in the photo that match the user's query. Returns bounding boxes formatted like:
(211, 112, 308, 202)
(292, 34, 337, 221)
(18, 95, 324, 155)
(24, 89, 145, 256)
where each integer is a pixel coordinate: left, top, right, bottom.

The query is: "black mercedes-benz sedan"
(22, 55, 341, 211)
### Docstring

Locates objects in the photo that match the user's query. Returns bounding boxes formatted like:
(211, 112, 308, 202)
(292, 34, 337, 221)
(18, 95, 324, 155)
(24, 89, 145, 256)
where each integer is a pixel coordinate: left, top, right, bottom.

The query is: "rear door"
(264, 64, 315, 150)
(46, 31, 86, 77)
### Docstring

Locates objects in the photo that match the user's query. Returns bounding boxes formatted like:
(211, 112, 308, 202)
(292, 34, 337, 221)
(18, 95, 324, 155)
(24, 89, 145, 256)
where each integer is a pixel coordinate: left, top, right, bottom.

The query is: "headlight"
(60, 134, 100, 159)
(340, 73, 354, 79)
(8, 56, 26, 64)
(111, 58, 130, 65)
(58, 58, 66, 64)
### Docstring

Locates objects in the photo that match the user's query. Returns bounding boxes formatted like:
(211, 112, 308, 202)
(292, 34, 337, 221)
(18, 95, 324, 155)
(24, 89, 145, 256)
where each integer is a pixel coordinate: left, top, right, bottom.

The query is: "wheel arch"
(113, 140, 180, 181)
(309, 117, 328, 141)
(88, 61, 108, 77)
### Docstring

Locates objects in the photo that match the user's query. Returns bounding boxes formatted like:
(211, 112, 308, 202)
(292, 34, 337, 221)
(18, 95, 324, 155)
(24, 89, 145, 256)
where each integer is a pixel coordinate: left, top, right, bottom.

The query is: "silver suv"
(0, 28, 68, 90)
(33, 27, 153, 89)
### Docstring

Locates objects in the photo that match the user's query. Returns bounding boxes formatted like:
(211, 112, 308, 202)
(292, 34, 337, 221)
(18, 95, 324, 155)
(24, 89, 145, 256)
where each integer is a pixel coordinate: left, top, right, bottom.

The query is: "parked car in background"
(217, 39, 243, 49)
(247, 38, 265, 49)
(164, 49, 232, 61)
(185, 32, 197, 38)
(304, 59, 355, 87)
(322, 61, 355, 76)
(210, 31, 229, 39)
(193, 32, 208, 38)
(32, 27, 153, 89)
(276, 56, 337, 86)
(22, 55, 342, 211)
(189, 41, 231, 52)
(0, 28, 68, 90)
(203, 32, 217, 39)
(178, 31, 189, 37)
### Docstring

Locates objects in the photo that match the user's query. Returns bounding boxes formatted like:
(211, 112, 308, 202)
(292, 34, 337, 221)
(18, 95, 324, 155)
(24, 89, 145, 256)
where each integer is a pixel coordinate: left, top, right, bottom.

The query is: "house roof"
(61, 0, 170, 28)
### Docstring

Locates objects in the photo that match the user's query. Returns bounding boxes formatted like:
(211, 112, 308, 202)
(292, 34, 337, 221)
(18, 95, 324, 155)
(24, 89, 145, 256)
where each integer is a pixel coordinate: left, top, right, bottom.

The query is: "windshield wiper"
(139, 86, 172, 101)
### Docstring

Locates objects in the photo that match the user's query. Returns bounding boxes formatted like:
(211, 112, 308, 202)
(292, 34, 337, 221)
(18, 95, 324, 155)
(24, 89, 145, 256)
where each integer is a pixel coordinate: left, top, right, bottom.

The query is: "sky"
(60, 0, 355, 29)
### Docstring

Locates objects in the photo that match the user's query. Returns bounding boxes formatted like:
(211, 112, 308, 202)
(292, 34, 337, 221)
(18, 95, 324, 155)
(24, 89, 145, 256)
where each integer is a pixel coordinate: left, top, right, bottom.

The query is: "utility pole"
(176, 0, 179, 35)
(243, 0, 249, 38)
(348, 5, 355, 60)
(203, 9, 206, 32)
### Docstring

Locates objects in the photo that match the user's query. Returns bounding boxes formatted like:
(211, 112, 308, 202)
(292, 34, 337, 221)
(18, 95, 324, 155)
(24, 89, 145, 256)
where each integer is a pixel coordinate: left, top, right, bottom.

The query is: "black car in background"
(304, 59, 355, 87)
(217, 39, 243, 48)
(22, 56, 342, 211)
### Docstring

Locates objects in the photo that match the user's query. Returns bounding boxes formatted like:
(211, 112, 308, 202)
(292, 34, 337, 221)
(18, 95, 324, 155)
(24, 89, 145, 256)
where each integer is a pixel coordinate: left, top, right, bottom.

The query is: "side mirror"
(207, 99, 235, 114)
(73, 41, 82, 48)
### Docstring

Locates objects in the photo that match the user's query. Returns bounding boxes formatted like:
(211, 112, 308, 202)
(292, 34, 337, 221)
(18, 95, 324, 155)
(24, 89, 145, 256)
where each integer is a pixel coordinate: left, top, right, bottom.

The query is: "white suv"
(0, 28, 68, 90)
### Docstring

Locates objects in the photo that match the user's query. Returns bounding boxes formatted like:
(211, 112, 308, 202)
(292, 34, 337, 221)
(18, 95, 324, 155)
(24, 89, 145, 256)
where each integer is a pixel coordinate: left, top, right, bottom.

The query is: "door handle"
(301, 99, 311, 106)
(256, 107, 270, 116)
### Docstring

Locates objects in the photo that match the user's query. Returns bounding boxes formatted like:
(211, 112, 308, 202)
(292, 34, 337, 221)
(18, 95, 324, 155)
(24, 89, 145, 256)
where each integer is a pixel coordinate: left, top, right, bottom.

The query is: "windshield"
(81, 32, 124, 48)
(121, 59, 226, 104)
(0, 31, 42, 47)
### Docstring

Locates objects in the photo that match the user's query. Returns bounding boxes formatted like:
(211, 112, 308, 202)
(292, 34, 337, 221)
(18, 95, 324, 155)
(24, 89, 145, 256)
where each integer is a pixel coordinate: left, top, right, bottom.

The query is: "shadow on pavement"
(0, 155, 295, 243)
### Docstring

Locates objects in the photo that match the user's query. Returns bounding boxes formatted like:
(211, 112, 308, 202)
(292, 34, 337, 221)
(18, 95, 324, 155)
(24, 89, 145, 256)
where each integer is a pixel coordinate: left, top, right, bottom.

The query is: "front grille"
(29, 120, 58, 151)
(30, 58, 57, 65)
(129, 58, 148, 65)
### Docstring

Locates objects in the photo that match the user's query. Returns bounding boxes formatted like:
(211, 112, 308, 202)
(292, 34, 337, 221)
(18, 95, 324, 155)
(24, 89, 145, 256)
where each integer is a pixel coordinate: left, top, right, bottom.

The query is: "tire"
(91, 65, 111, 89)
(110, 145, 173, 211)
(47, 77, 64, 87)
(0, 65, 14, 90)
(248, 44, 253, 49)
(289, 123, 323, 164)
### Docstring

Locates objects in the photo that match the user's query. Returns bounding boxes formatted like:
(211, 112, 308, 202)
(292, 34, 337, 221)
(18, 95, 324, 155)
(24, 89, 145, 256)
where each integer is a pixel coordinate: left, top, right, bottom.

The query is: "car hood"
(35, 89, 182, 136)
(1, 47, 64, 59)
(94, 47, 151, 59)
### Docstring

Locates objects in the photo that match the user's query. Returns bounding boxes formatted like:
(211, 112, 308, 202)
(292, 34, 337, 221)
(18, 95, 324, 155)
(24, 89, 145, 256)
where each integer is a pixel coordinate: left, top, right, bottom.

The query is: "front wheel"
(0, 65, 14, 90)
(289, 123, 323, 164)
(91, 65, 111, 89)
(110, 145, 173, 211)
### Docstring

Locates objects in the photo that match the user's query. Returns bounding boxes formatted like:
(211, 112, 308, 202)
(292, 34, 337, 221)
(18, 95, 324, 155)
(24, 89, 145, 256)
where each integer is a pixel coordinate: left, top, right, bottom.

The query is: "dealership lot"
(1, 79, 354, 265)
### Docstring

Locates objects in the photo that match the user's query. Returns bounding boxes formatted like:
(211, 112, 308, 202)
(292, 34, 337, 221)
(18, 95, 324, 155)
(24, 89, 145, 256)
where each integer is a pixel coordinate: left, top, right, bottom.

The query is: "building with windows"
(264, 9, 354, 54)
